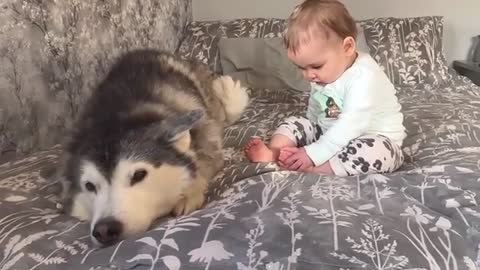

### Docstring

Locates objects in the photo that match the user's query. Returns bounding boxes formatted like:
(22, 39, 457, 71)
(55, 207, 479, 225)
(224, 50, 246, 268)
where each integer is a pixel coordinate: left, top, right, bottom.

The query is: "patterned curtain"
(0, 0, 192, 162)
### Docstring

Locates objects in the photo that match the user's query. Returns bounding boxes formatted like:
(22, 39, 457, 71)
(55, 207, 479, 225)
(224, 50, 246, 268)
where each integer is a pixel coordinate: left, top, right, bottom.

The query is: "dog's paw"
(212, 75, 249, 124)
(172, 191, 205, 216)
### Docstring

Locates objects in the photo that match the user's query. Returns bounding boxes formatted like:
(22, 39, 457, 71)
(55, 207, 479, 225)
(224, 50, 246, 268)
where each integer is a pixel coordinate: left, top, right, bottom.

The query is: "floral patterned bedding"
(1, 75, 480, 270)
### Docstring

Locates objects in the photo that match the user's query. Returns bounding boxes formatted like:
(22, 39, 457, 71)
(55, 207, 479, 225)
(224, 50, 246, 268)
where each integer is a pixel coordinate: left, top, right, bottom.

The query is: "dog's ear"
(138, 109, 204, 150)
(158, 109, 204, 153)
(162, 109, 204, 142)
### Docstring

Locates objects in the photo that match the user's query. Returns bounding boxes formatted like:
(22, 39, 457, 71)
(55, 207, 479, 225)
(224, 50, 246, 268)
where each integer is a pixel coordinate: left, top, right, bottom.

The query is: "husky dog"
(57, 49, 249, 246)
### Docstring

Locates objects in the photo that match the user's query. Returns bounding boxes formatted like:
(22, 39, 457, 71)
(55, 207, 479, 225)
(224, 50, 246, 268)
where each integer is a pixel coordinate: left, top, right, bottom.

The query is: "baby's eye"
(312, 65, 323, 70)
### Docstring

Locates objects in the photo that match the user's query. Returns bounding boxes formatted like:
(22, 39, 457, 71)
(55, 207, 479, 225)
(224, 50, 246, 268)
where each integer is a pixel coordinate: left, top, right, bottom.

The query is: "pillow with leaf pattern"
(360, 16, 452, 88)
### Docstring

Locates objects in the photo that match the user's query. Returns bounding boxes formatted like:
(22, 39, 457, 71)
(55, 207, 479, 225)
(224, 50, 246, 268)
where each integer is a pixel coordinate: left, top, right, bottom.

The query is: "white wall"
(192, 0, 480, 63)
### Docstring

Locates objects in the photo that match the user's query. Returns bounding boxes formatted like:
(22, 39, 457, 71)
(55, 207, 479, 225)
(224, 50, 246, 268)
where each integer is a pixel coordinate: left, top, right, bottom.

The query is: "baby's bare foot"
(244, 138, 276, 163)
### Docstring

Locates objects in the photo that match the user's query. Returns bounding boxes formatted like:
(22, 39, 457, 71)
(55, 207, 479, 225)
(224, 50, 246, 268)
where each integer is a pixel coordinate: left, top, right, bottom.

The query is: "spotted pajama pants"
(272, 116, 404, 176)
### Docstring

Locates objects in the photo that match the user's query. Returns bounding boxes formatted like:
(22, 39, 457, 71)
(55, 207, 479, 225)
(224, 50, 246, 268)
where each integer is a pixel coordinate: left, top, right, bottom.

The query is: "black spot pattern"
(347, 146, 357, 155)
(338, 152, 349, 162)
(373, 160, 383, 170)
(334, 135, 404, 176)
(276, 117, 323, 147)
(382, 137, 395, 157)
(352, 157, 370, 173)
(314, 125, 323, 140)
(359, 138, 375, 147)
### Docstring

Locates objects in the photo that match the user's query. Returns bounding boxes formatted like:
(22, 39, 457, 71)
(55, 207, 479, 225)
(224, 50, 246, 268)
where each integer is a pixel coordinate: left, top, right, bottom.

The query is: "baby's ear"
(343, 36, 356, 55)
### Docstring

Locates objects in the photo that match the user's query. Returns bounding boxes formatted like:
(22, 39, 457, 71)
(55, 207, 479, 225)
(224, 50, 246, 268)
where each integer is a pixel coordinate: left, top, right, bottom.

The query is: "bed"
(0, 16, 479, 270)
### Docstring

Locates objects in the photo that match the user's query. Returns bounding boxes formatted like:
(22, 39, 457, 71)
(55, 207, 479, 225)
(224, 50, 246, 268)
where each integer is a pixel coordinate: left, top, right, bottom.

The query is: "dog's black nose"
(92, 217, 123, 246)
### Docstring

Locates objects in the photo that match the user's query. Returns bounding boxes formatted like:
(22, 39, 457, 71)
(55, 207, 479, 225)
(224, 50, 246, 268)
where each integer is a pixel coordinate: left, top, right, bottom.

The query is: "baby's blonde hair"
(284, 0, 357, 53)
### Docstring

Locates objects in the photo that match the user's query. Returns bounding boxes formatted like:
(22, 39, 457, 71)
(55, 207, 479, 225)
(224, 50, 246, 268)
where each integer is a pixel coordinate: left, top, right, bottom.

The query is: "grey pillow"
(356, 23, 370, 54)
(178, 18, 287, 73)
(218, 37, 310, 92)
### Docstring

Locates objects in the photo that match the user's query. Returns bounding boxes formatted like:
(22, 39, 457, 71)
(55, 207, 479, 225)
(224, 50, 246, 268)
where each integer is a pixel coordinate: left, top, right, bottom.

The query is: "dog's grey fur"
(57, 49, 248, 246)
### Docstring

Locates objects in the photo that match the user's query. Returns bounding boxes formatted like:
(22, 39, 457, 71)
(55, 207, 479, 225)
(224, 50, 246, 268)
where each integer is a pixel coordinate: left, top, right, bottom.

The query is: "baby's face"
(287, 34, 356, 86)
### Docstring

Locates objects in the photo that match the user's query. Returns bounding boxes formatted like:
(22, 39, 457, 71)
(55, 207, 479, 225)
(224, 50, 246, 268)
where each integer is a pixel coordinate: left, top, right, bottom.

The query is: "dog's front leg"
(172, 175, 207, 216)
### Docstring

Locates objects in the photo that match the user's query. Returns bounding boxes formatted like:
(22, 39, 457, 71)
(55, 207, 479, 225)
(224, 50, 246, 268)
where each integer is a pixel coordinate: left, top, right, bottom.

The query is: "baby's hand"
(278, 147, 314, 171)
(278, 147, 295, 162)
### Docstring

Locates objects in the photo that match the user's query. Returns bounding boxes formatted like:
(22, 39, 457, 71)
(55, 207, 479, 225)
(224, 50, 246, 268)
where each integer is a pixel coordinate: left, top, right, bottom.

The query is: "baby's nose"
(305, 69, 317, 81)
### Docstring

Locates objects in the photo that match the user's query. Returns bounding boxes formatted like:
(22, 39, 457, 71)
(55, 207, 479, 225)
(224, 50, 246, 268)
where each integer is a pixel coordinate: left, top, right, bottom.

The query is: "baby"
(244, 0, 406, 176)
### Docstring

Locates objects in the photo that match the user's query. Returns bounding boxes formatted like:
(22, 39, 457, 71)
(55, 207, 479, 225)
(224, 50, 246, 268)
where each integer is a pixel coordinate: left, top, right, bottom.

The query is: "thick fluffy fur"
(57, 49, 248, 246)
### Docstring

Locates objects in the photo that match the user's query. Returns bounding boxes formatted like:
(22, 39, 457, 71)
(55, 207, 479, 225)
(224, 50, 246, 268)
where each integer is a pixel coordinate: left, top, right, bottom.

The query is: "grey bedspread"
(1, 76, 480, 270)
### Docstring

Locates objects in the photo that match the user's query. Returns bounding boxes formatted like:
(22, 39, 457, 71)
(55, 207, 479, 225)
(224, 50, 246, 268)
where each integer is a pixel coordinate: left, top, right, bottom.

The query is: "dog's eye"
(85, 182, 96, 193)
(131, 169, 147, 186)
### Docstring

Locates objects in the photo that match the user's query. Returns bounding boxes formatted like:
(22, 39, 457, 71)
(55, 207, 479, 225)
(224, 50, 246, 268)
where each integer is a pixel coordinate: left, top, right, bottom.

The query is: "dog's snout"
(92, 217, 123, 246)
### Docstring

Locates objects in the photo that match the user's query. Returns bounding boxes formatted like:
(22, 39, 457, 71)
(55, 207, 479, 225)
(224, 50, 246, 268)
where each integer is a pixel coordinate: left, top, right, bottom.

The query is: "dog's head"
(59, 109, 203, 247)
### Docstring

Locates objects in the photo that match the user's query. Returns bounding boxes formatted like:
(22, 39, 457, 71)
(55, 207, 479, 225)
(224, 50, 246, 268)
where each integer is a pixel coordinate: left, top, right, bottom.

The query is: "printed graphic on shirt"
(313, 92, 342, 118)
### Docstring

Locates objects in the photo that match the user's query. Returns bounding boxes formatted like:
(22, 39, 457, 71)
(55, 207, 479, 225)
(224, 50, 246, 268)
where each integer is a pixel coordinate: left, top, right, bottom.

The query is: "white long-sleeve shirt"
(304, 52, 406, 166)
